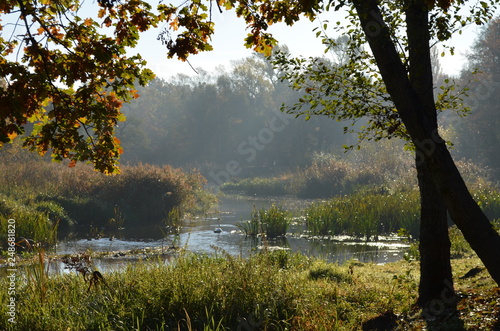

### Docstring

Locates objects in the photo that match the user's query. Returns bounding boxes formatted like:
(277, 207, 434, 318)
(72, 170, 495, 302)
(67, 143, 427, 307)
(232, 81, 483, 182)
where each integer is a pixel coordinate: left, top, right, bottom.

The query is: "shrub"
(0, 160, 215, 238)
(298, 157, 350, 198)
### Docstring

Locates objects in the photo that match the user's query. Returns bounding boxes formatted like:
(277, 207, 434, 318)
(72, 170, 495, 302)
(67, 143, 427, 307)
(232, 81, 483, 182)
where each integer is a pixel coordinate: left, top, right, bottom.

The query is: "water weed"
(305, 191, 420, 239)
(238, 205, 290, 238)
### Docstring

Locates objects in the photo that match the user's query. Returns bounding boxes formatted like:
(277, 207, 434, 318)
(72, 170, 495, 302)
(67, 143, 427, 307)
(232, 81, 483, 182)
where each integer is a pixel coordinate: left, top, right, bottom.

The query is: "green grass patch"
(237, 205, 291, 238)
(305, 190, 420, 239)
(1, 250, 497, 330)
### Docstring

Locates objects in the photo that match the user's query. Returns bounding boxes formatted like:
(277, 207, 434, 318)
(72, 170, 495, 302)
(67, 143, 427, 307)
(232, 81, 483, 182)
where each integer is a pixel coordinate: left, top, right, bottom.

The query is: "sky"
(133, 7, 486, 80)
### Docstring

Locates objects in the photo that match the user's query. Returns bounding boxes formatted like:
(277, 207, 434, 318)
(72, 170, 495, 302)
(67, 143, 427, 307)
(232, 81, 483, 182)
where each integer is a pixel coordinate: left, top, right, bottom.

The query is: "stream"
(5, 196, 411, 276)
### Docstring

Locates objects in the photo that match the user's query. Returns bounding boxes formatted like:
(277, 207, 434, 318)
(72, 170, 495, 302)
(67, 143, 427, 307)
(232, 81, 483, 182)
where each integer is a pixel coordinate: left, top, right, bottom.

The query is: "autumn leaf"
(169, 17, 179, 31)
(7, 132, 17, 141)
(84, 18, 93, 27)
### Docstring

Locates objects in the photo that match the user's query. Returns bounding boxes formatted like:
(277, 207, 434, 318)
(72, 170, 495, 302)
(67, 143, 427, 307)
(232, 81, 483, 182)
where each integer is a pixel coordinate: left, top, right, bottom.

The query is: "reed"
(236, 207, 261, 237)
(0, 208, 58, 248)
(221, 176, 293, 196)
(0, 160, 215, 240)
(305, 191, 420, 239)
(237, 205, 291, 238)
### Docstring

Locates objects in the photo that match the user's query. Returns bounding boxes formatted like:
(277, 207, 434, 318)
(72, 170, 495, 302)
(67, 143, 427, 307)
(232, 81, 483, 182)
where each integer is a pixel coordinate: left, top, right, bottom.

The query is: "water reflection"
(3, 195, 410, 275)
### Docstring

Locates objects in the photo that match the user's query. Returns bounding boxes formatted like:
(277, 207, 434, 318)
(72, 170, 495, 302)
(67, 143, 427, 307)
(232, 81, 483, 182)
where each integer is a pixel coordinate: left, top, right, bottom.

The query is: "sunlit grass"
(0, 250, 406, 330)
(305, 191, 420, 239)
(0, 249, 497, 330)
(237, 205, 290, 238)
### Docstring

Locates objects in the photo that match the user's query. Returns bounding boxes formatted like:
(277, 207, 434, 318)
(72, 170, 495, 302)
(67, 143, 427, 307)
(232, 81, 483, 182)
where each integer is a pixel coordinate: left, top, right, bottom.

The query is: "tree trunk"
(405, 0, 455, 307)
(417, 162, 454, 309)
(352, 0, 500, 286)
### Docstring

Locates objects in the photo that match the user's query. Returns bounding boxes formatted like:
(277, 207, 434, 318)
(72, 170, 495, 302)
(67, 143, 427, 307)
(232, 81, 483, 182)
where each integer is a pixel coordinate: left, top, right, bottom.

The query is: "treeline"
(116, 49, 500, 187)
(117, 55, 356, 183)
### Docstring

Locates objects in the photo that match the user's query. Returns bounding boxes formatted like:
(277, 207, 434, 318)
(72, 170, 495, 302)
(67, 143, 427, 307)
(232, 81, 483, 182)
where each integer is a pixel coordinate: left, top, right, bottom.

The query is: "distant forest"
(118, 44, 499, 185)
(118, 55, 356, 179)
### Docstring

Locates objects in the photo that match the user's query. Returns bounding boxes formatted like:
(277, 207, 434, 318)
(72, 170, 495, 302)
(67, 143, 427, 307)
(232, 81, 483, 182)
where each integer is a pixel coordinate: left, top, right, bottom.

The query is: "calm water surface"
(7, 196, 410, 276)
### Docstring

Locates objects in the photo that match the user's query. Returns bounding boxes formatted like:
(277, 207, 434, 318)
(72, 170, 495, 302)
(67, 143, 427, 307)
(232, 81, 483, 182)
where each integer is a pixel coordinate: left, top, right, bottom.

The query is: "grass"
(0, 198, 58, 246)
(304, 190, 420, 239)
(0, 249, 498, 330)
(237, 205, 291, 238)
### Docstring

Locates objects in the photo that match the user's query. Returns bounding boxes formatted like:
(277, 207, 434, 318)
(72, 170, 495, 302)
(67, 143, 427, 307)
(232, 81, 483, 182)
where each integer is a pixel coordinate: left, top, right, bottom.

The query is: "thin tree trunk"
(417, 162, 454, 308)
(352, 0, 500, 286)
(405, 0, 455, 307)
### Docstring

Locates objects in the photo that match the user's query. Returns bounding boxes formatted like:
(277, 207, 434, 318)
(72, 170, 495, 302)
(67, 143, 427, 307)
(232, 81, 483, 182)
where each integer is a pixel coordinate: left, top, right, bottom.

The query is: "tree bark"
(416, 163, 454, 308)
(352, 0, 500, 286)
(405, 0, 454, 307)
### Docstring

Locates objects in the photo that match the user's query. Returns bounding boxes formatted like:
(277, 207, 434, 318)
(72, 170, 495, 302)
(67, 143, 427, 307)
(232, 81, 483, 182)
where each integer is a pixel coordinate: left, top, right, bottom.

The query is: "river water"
(6, 196, 411, 276)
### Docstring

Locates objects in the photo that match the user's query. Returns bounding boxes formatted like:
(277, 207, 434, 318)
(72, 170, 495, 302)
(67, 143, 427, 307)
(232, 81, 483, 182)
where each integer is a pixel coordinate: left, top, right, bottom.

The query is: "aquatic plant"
(305, 191, 420, 239)
(259, 204, 290, 238)
(237, 205, 290, 238)
(237, 207, 261, 237)
(164, 206, 182, 234)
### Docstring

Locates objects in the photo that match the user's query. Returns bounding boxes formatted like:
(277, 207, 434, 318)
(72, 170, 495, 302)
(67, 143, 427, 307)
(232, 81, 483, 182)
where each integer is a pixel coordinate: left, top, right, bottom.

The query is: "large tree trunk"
(352, 0, 500, 286)
(405, 1, 455, 307)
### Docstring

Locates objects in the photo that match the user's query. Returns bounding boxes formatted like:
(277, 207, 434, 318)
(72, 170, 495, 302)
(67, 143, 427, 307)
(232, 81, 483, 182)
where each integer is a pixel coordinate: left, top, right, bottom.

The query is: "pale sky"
(135, 8, 484, 80)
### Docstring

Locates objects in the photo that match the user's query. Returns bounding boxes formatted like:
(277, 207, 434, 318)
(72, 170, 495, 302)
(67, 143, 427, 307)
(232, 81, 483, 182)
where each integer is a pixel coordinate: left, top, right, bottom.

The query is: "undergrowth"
(0, 159, 215, 243)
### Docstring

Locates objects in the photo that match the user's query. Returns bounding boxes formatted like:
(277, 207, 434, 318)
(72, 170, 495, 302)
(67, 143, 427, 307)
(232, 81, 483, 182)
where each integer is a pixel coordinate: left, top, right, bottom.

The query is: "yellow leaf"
(84, 18, 93, 27)
(169, 17, 179, 31)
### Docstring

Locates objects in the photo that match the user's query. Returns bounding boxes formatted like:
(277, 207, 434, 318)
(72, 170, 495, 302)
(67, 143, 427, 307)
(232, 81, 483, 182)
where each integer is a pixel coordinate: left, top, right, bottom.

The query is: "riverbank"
(0, 249, 498, 330)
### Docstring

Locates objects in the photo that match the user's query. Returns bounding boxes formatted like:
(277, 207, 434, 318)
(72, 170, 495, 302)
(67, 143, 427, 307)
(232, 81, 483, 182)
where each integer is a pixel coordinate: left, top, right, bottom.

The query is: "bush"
(298, 157, 350, 198)
(0, 160, 215, 238)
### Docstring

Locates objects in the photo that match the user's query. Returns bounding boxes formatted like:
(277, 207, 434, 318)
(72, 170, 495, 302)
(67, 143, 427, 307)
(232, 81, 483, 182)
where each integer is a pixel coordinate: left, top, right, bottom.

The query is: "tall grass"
(305, 190, 420, 239)
(259, 204, 290, 238)
(0, 159, 215, 240)
(238, 205, 290, 238)
(221, 146, 415, 199)
(221, 175, 294, 196)
(0, 197, 58, 247)
(0, 250, 421, 330)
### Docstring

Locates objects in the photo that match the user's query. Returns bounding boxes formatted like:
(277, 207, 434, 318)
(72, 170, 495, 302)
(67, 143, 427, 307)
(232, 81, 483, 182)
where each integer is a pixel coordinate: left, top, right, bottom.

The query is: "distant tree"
(457, 18, 500, 180)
